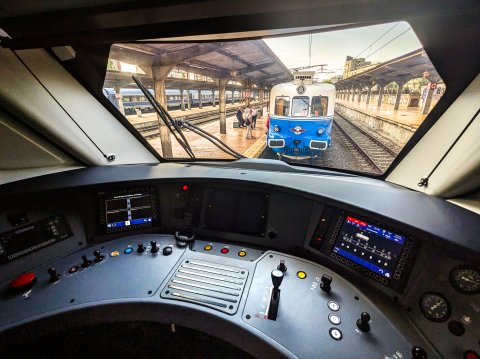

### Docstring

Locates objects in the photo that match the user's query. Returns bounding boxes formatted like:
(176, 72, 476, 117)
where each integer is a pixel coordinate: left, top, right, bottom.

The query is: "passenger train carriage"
(267, 73, 335, 158)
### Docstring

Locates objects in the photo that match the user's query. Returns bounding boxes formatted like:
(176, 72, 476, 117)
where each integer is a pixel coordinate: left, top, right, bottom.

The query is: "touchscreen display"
(333, 216, 406, 279)
(105, 190, 154, 230)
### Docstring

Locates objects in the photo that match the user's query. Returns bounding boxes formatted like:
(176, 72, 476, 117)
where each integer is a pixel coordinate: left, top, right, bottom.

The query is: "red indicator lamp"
(182, 185, 189, 191)
(221, 248, 229, 254)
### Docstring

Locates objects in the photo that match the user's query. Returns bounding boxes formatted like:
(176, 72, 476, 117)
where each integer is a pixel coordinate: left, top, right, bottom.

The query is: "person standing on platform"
(245, 108, 253, 139)
(251, 107, 258, 128)
(236, 107, 245, 127)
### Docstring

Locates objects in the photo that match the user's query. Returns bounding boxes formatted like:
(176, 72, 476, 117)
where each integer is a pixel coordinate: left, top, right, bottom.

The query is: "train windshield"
(102, 21, 444, 176)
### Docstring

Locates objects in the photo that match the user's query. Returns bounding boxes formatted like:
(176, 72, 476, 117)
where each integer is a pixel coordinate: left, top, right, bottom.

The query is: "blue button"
(124, 248, 133, 254)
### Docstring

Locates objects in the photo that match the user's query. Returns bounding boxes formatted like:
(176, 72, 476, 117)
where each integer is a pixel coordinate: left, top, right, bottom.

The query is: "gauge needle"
(461, 276, 480, 285)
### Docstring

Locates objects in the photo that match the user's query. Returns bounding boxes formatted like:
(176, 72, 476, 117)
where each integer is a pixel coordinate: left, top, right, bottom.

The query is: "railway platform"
(128, 104, 268, 159)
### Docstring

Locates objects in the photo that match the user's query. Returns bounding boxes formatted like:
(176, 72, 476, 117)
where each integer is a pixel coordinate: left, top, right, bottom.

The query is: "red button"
(9, 272, 37, 290)
(220, 248, 229, 254)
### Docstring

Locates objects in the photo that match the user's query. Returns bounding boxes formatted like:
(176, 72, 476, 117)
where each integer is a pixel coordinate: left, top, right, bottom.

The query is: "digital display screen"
(333, 216, 406, 279)
(105, 191, 154, 230)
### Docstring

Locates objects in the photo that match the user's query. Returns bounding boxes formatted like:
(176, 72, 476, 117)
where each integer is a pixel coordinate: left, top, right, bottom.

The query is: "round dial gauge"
(449, 265, 480, 294)
(419, 292, 451, 322)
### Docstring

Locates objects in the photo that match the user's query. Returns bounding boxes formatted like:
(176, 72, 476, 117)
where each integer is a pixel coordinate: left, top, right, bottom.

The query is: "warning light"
(221, 248, 229, 254)
(297, 271, 307, 279)
(182, 185, 189, 191)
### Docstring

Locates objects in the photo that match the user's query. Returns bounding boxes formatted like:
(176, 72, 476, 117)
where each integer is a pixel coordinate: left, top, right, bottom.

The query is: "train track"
(135, 107, 239, 140)
(333, 111, 399, 174)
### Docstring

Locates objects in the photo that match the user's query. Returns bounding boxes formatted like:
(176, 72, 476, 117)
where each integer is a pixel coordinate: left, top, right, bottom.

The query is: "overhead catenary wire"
(354, 22, 400, 59)
(363, 27, 412, 61)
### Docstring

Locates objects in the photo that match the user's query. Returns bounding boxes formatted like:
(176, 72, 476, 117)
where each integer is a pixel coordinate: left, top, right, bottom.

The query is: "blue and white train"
(267, 75, 335, 158)
(103, 88, 242, 115)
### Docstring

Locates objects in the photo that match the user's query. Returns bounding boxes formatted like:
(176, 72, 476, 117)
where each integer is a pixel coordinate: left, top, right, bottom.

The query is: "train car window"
(275, 96, 291, 116)
(311, 96, 328, 116)
(291, 96, 310, 116)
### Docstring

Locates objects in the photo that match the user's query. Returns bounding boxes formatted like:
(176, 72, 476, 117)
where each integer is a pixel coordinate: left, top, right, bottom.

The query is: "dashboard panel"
(0, 162, 479, 358)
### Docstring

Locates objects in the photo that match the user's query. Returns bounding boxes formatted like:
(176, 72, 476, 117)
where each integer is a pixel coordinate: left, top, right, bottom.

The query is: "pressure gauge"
(449, 265, 480, 295)
(419, 292, 451, 322)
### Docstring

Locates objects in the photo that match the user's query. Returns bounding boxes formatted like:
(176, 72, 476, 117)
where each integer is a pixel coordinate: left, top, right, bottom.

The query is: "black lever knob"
(150, 240, 159, 253)
(411, 346, 427, 359)
(81, 255, 92, 268)
(162, 246, 173, 256)
(137, 243, 146, 253)
(271, 269, 284, 290)
(48, 267, 61, 283)
(320, 274, 332, 292)
(277, 259, 287, 273)
(93, 250, 104, 263)
(356, 312, 371, 332)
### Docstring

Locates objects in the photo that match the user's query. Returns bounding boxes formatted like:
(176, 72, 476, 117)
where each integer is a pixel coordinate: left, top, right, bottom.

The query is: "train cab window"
(311, 96, 328, 116)
(291, 96, 310, 116)
(274, 96, 290, 116)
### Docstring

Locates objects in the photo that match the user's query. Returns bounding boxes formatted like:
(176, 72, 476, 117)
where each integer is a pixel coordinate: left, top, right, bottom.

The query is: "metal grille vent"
(161, 259, 249, 315)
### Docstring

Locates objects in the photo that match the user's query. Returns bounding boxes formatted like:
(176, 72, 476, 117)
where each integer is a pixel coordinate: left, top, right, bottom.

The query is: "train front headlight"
(317, 128, 325, 135)
(274, 125, 281, 132)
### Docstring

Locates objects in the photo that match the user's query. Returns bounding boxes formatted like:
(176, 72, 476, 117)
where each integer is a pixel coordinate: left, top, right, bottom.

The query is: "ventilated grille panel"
(161, 259, 249, 315)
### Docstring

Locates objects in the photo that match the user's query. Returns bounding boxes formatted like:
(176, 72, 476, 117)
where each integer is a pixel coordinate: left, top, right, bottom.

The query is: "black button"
(162, 246, 173, 256)
(448, 320, 465, 336)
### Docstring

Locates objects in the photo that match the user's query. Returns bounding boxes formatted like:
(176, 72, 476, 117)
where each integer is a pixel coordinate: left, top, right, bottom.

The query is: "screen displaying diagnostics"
(333, 216, 406, 279)
(105, 190, 154, 230)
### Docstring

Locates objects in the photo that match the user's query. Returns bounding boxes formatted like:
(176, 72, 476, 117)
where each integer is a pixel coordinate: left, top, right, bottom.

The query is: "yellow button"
(238, 251, 247, 257)
(204, 245, 212, 251)
(297, 271, 307, 279)
(111, 251, 120, 257)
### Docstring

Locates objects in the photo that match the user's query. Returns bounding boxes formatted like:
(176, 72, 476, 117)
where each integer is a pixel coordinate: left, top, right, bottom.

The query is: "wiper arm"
(132, 75, 195, 158)
(178, 120, 245, 159)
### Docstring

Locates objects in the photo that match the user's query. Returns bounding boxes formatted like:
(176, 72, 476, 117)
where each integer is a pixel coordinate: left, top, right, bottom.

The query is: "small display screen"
(333, 216, 406, 279)
(105, 190, 155, 230)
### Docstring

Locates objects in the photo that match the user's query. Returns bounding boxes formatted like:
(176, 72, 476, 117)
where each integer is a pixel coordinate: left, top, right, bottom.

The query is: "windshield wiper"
(132, 75, 195, 158)
(133, 75, 245, 160)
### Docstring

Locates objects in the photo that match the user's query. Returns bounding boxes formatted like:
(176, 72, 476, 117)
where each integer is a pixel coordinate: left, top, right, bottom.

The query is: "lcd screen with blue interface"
(105, 191, 154, 229)
(333, 216, 406, 278)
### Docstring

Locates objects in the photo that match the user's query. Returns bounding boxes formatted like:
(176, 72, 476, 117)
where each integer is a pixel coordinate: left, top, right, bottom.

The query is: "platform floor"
(336, 99, 428, 128)
(145, 107, 267, 159)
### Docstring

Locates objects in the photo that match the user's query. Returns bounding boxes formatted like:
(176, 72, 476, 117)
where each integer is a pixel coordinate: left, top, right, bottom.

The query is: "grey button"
(327, 300, 340, 311)
(329, 327, 342, 340)
(329, 314, 341, 325)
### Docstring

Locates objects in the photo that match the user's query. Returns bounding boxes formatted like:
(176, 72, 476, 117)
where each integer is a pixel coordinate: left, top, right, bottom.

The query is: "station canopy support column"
(217, 77, 229, 135)
(422, 75, 441, 114)
(394, 79, 408, 110)
(114, 84, 125, 115)
(351, 85, 356, 102)
(197, 90, 203, 109)
(365, 84, 373, 105)
(180, 89, 185, 111)
(376, 81, 386, 108)
(211, 90, 216, 107)
(259, 88, 265, 117)
(152, 64, 175, 158)
(357, 85, 362, 103)
(187, 90, 191, 110)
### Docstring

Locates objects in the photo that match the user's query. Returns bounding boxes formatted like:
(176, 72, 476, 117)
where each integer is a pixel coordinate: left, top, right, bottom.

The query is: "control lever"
(81, 255, 92, 268)
(137, 243, 146, 253)
(356, 312, 371, 332)
(150, 240, 159, 253)
(48, 267, 61, 283)
(277, 259, 287, 273)
(268, 269, 284, 320)
(320, 274, 332, 293)
(411, 346, 427, 359)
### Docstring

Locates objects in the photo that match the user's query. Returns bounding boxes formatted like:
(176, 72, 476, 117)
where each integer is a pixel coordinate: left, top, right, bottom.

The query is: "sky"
(263, 21, 422, 80)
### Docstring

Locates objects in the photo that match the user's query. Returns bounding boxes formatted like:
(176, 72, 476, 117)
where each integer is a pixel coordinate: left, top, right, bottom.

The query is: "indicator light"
(182, 185, 189, 191)
(124, 248, 133, 254)
(204, 245, 212, 251)
(297, 271, 307, 279)
(221, 248, 229, 254)
(111, 251, 120, 257)
(238, 251, 247, 257)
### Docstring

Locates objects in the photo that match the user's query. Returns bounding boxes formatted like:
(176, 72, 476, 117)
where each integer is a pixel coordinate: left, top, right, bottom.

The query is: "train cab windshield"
(102, 21, 444, 176)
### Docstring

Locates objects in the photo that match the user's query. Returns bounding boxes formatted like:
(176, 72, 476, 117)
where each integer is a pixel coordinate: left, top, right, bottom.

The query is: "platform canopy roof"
(106, 40, 293, 90)
(334, 48, 442, 88)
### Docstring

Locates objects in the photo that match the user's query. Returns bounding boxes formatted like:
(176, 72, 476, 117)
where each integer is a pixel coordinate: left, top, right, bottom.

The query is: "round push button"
(297, 271, 307, 279)
(329, 327, 342, 341)
(68, 265, 79, 274)
(328, 314, 341, 325)
(448, 320, 465, 336)
(204, 245, 212, 251)
(124, 248, 133, 254)
(9, 272, 37, 291)
(238, 251, 247, 257)
(327, 301, 340, 311)
(111, 251, 120, 257)
(220, 248, 229, 254)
